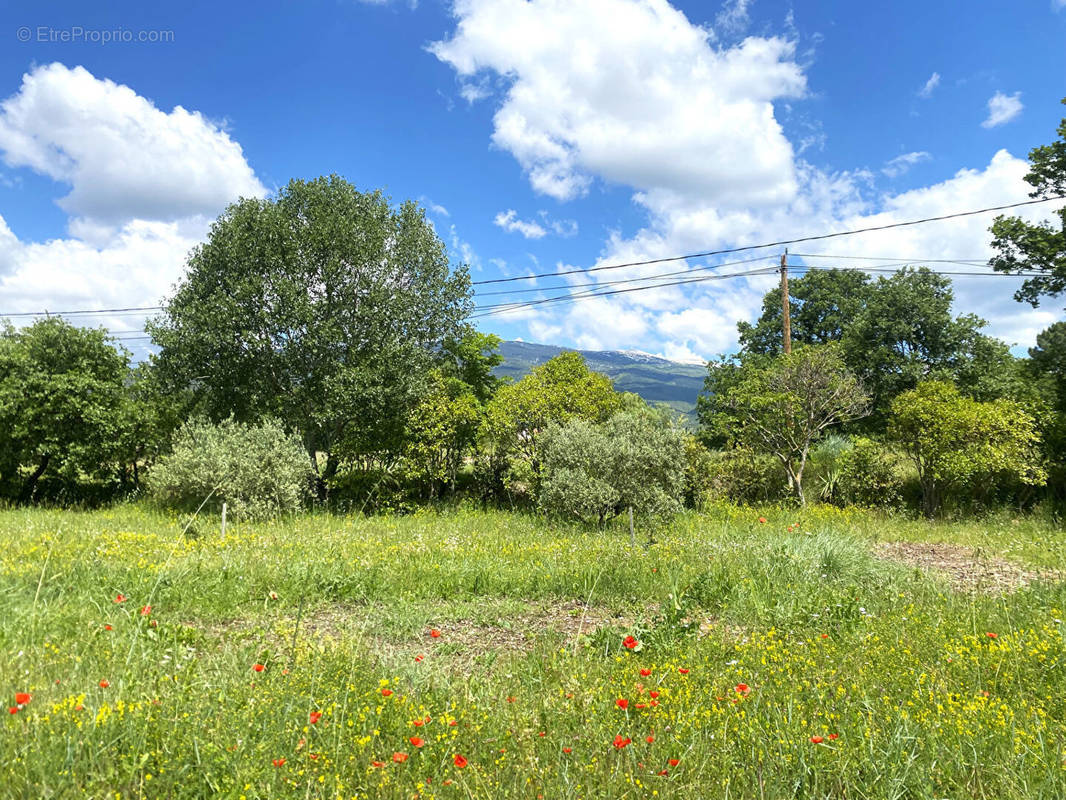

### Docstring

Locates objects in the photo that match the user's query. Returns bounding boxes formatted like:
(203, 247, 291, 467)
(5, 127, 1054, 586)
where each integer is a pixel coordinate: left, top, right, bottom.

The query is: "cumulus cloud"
(982, 91, 1024, 128)
(882, 151, 931, 178)
(0, 64, 266, 347)
(437, 1, 1059, 359)
(431, 0, 806, 206)
(0, 64, 264, 226)
(918, 72, 940, 99)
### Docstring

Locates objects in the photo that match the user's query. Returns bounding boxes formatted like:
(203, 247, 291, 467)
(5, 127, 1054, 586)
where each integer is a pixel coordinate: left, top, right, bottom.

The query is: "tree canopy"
(0, 319, 131, 502)
(990, 99, 1066, 307)
(149, 175, 472, 487)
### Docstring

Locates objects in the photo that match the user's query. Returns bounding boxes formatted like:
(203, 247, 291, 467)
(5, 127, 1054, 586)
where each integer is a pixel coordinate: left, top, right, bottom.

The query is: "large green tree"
(0, 318, 131, 502)
(731, 267, 1021, 419)
(990, 99, 1066, 307)
(149, 176, 472, 489)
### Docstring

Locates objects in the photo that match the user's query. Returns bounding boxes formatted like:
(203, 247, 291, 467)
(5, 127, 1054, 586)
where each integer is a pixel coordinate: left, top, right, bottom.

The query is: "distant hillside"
(494, 340, 707, 420)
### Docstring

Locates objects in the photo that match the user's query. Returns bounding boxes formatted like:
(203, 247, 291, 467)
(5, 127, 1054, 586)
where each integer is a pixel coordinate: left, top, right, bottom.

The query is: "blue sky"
(1, 0, 1064, 361)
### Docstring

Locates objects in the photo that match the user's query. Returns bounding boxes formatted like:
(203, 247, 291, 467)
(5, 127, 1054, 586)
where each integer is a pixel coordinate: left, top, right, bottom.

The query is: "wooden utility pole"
(780, 249, 792, 354)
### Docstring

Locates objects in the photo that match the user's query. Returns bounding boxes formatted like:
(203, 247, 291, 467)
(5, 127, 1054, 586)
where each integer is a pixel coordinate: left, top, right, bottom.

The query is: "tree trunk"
(19, 454, 51, 504)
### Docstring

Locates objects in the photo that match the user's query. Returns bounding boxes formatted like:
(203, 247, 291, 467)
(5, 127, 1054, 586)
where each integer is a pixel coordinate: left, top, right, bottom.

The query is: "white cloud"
(431, 0, 805, 205)
(0, 64, 265, 225)
(982, 91, 1024, 128)
(494, 209, 548, 239)
(437, 1, 1060, 359)
(918, 72, 940, 98)
(448, 224, 482, 270)
(882, 151, 931, 178)
(0, 64, 265, 347)
(715, 0, 753, 36)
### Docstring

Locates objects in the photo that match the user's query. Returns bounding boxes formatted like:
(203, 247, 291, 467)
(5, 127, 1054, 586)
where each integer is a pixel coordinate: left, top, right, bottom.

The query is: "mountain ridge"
(493, 339, 707, 419)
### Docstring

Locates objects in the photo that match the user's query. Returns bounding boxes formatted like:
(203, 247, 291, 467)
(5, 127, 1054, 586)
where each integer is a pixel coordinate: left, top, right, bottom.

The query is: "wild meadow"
(2, 503, 1065, 799)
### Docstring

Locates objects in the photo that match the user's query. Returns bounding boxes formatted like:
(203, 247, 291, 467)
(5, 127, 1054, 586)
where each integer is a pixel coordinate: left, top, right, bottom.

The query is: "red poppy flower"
(14, 693, 30, 706)
(253, 664, 264, 673)
(140, 605, 152, 616)
(623, 635, 639, 649)
(430, 629, 441, 638)
(658, 769, 668, 776)
(114, 594, 126, 603)
(616, 698, 629, 710)
(414, 654, 424, 663)
(735, 683, 749, 695)
(649, 690, 659, 698)
(410, 737, 425, 748)
(309, 753, 319, 761)
(678, 668, 689, 675)
(453, 754, 468, 768)
(828, 733, 839, 740)
(562, 747, 572, 754)
(646, 735, 655, 743)
(507, 696, 516, 703)
(309, 711, 322, 724)
(381, 688, 393, 697)
(639, 668, 651, 677)
(371, 760, 385, 768)
(272, 758, 286, 767)
(538, 731, 546, 737)
(668, 758, 679, 767)
(449, 719, 458, 726)
(412, 718, 425, 726)
(821, 633, 829, 639)
(98, 680, 110, 688)
(613, 735, 631, 750)
(986, 632, 998, 639)
(635, 703, 646, 709)
(810, 736, 824, 744)
(758, 517, 767, 524)
(7, 707, 15, 715)
(393, 752, 408, 763)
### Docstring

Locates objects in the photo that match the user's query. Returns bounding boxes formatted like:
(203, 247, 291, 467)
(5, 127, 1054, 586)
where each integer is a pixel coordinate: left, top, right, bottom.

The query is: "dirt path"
(874, 541, 1061, 593)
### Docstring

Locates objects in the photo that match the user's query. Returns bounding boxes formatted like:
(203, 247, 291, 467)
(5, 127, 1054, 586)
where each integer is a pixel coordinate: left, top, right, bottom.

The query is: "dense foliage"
(147, 417, 312, 521)
(148, 176, 472, 493)
(539, 403, 686, 525)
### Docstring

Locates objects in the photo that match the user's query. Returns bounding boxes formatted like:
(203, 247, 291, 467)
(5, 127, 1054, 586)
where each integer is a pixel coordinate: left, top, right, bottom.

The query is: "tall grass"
(1, 504, 1064, 798)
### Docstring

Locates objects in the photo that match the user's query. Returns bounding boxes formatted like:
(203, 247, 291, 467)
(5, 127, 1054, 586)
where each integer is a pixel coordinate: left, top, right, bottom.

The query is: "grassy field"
(2, 503, 1066, 799)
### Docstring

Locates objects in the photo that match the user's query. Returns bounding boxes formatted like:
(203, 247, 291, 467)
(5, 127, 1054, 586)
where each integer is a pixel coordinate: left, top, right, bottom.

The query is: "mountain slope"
(494, 340, 707, 418)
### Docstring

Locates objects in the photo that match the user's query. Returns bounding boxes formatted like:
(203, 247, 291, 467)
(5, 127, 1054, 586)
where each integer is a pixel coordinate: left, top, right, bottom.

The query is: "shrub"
(835, 437, 906, 508)
(539, 406, 685, 525)
(147, 417, 311, 521)
(702, 447, 789, 505)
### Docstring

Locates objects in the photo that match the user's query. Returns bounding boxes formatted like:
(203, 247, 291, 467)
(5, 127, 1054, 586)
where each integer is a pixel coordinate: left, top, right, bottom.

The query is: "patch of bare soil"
(874, 541, 1061, 593)
(410, 601, 635, 660)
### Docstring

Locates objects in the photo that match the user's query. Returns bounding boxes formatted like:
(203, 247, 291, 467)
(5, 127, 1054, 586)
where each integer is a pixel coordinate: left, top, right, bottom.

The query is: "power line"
(469, 195, 1064, 287)
(472, 262, 1050, 320)
(0, 305, 162, 318)
(474, 254, 775, 299)
(791, 252, 988, 263)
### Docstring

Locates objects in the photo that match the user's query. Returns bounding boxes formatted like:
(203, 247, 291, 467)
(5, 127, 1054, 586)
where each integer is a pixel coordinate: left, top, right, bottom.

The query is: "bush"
(147, 417, 311, 521)
(836, 437, 906, 508)
(539, 406, 685, 525)
(701, 447, 789, 505)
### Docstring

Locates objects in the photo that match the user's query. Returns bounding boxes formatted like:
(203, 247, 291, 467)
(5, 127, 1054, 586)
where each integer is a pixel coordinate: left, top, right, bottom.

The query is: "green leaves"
(889, 381, 1046, 516)
(0, 318, 131, 501)
(148, 175, 473, 475)
(989, 98, 1066, 307)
